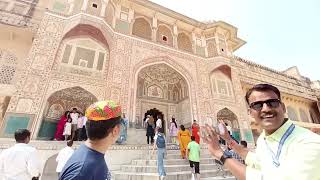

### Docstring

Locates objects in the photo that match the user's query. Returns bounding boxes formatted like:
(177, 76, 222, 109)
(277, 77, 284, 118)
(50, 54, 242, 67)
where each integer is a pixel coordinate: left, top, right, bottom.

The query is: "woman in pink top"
(54, 111, 70, 141)
(169, 118, 179, 144)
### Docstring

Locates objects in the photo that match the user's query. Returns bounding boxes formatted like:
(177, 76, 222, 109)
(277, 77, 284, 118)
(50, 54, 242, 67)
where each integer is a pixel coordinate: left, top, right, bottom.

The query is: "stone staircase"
(112, 144, 236, 180)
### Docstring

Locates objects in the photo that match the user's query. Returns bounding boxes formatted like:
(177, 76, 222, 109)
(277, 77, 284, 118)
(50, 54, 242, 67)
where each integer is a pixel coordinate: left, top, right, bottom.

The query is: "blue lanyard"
(264, 124, 295, 167)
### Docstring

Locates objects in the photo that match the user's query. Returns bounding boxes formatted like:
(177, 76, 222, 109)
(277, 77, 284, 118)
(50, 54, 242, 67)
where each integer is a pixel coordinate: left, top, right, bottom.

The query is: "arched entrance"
(37, 86, 97, 139)
(134, 63, 192, 130)
(144, 108, 164, 130)
(217, 107, 240, 141)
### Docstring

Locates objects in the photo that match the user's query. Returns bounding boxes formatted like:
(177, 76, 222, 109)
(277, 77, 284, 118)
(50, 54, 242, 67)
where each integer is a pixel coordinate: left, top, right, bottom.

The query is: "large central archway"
(134, 63, 192, 131)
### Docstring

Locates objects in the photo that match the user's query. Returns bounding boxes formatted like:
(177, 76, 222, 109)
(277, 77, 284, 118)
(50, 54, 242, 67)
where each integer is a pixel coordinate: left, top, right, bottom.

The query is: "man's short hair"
(191, 136, 196, 141)
(67, 140, 73, 147)
(14, 129, 31, 143)
(240, 140, 248, 148)
(245, 84, 281, 104)
(86, 116, 121, 140)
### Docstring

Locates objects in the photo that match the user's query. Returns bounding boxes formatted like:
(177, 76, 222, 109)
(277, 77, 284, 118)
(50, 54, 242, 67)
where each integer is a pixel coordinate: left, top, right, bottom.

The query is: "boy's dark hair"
(180, 125, 185, 131)
(86, 116, 121, 140)
(14, 129, 31, 143)
(67, 140, 73, 147)
(191, 136, 195, 141)
(240, 140, 248, 148)
(245, 84, 281, 104)
(158, 128, 164, 133)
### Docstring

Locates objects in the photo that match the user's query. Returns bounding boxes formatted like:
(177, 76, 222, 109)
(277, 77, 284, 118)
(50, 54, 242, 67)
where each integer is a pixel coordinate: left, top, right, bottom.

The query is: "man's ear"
(112, 124, 120, 136)
(281, 102, 286, 113)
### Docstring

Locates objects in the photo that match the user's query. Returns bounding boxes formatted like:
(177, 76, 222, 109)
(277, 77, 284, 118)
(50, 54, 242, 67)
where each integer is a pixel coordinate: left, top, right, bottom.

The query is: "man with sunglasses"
(202, 83, 320, 180)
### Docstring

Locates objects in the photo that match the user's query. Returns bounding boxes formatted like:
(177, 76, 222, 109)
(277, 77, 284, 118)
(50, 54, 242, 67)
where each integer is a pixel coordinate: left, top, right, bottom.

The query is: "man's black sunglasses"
(249, 99, 281, 111)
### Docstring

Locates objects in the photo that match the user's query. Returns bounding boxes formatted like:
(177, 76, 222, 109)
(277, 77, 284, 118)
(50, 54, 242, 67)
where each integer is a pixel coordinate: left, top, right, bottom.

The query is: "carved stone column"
(3, 13, 65, 139)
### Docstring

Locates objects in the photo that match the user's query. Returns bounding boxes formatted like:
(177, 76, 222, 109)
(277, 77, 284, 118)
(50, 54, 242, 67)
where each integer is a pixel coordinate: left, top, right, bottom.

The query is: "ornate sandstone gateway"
(0, 0, 320, 177)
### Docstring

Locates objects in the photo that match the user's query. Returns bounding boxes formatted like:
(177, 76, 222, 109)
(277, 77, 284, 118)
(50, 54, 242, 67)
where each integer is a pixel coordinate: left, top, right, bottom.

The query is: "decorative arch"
(207, 40, 218, 57)
(287, 106, 299, 121)
(210, 65, 234, 97)
(37, 86, 98, 139)
(132, 17, 152, 40)
(131, 56, 196, 127)
(177, 32, 192, 52)
(157, 24, 173, 46)
(216, 107, 239, 128)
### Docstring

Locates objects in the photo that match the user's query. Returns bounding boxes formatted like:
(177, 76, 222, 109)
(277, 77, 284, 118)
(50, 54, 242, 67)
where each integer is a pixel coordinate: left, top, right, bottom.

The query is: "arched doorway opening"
(217, 107, 240, 141)
(37, 86, 97, 139)
(135, 63, 192, 130)
(144, 108, 164, 130)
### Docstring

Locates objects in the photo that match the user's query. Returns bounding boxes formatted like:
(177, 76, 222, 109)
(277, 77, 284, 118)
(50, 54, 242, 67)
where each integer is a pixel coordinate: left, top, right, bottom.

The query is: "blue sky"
(150, 0, 320, 81)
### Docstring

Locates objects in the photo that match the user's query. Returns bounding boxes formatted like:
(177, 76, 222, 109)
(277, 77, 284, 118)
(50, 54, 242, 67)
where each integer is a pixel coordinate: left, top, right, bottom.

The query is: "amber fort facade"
(0, 0, 320, 144)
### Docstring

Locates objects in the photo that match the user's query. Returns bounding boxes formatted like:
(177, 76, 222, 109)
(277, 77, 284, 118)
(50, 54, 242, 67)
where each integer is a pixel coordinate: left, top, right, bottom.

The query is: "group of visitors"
(144, 115, 163, 144)
(1, 84, 320, 180)
(54, 108, 87, 141)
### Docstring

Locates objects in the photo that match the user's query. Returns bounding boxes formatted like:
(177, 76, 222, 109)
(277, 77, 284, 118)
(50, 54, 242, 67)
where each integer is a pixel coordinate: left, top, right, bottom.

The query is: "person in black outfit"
(146, 121, 155, 144)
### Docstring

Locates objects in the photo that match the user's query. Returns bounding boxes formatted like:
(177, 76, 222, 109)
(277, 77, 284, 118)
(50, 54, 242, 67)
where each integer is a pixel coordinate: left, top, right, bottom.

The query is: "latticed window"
(0, 49, 18, 84)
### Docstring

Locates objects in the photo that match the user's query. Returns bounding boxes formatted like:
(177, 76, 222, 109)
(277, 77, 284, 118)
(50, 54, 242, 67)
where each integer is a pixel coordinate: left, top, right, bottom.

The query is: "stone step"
(148, 153, 212, 159)
(132, 158, 216, 166)
(120, 164, 219, 173)
(112, 169, 233, 180)
(201, 177, 236, 180)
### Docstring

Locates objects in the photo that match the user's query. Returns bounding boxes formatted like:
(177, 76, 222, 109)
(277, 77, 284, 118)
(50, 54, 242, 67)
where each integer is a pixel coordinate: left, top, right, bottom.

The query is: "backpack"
(156, 134, 166, 148)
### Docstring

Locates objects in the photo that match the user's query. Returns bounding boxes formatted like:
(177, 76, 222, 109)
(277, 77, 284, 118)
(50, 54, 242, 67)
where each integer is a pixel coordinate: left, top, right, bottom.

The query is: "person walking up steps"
(186, 136, 201, 180)
(178, 125, 191, 159)
(152, 128, 166, 180)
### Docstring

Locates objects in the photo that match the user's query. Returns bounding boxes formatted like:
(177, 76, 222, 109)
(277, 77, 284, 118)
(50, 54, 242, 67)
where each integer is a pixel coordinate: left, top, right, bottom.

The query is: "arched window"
(132, 18, 152, 40)
(157, 25, 173, 46)
(287, 106, 299, 121)
(177, 32, 192, 52)
(207, 40, 218, 57)
(299, 108, 309, 122)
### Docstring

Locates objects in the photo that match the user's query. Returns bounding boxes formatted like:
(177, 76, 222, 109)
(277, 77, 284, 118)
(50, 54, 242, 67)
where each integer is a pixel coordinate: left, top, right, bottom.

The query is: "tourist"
(56, 140, 74, 177)
(59, 100, 122, 180)
(192, 120, 200, 144)
(146, 117, 155, 144)
(202, 83, 320, 180)
(156, 115, 162, 131)
(77, 113, 87, 141)
(186, 136, 201, 180)
(63, 118, 72, 141)
(169, 117, 179, 144)
(177, 124, 191, 159)
(152, 128, 166, 180)
(225, 122, 232, 136)
(70, 108, 79, 141)
(0, 129, 41, 179)
(54, 111, 70, 141)
(116, 113, 129, 144)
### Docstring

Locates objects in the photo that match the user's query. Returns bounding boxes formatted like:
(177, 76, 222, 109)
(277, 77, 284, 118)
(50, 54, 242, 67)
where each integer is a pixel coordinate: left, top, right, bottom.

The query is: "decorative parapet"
(233, 56, 317, 100)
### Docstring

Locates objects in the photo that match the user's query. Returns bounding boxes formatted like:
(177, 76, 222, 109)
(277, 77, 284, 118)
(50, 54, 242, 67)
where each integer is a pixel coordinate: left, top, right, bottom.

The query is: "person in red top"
(192, 120, 200, 144)
(54, 111, 70, 140)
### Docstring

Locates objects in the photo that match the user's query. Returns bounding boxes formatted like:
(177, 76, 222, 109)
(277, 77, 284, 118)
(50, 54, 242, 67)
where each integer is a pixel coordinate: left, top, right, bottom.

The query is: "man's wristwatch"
(219, 150, 233, 165)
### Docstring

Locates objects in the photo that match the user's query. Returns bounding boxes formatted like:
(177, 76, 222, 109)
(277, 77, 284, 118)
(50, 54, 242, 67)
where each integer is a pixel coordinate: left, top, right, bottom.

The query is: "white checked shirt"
(0, 143, 41, 180)
(56, 146, 74, 172)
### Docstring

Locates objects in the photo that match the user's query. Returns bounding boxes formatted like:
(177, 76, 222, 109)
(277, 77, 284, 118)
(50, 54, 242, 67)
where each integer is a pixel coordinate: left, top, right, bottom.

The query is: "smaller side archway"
(37, 86, 98, 139)
(217, 107, 240, 142)
(132, 17, 152, 40)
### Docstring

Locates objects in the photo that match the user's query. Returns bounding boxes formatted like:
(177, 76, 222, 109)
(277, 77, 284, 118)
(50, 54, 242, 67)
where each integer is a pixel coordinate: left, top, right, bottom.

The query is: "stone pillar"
(81, 0, 89, 11)
(152, 16, 157, 42)
(191, 32, 196, 54)
(100, 0, 109, 17)
(3, 14, 65, 139)
(230, 67, 254, 144)
(113, 4, 121, 29)
(173, 24, 178, 48)
(67, 0, 75, 15)
(202, 35, 208, 57)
